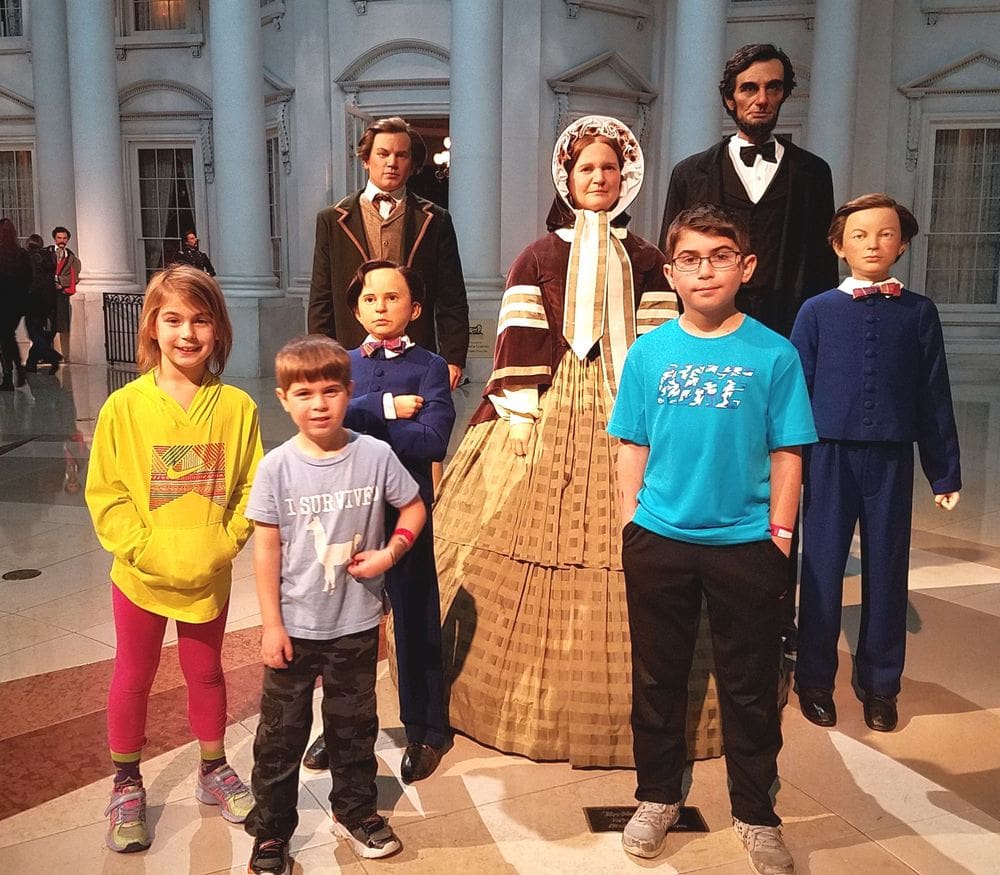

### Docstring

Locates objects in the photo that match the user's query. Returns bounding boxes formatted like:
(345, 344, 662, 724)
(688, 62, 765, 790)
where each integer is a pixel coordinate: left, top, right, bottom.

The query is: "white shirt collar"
(363, 180, 406, 204)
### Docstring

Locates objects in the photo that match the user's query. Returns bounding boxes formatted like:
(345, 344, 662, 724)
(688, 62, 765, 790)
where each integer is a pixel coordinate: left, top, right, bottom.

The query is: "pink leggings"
(108, 584, 229, 754)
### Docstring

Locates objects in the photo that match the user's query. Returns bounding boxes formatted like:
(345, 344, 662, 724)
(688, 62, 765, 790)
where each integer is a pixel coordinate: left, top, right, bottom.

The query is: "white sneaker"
(622, 800, 680, 859)
(733, 818, 795, 875)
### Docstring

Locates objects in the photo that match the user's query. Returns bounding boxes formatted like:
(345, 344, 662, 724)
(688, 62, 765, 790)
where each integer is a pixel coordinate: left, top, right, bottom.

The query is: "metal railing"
(102, 293, 144, 365)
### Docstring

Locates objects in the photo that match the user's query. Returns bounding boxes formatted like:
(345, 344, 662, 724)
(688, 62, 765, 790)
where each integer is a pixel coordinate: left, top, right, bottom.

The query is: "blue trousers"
(385, 514, 449, 748)
(797, 440, 913, 697)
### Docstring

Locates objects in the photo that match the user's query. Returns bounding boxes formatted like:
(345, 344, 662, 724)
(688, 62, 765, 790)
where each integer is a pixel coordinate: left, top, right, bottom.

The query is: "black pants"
(385, 515, 448, 748)
(622, 523, 787, 827)
(0, 311, 23, 380)
(25, 313, 58, 367)
(245, 627, 379, 840)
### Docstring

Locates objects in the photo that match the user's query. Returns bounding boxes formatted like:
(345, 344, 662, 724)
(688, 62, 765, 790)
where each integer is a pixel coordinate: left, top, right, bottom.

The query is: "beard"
(736, 115, 777, 142)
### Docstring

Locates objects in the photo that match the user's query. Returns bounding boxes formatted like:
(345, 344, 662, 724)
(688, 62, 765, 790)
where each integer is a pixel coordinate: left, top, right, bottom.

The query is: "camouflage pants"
(244, 626, 379, 839)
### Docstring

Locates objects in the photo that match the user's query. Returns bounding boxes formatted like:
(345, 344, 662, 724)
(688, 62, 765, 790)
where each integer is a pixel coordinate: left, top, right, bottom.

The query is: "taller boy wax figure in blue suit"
(309, 260, 456, 783)
(790, 194, 961, 733)
(659, 44, 839, 651)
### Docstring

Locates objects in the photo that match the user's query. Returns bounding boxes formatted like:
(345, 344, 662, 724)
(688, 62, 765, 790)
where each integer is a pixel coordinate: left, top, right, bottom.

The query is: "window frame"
(0, 0, 27, 52)
(0, 141, 38, 244)
(913, 115, 1000, 315)
(114, 0, 204, 56)
(125, 136, 209, 286)
(266, 130, 286, 286)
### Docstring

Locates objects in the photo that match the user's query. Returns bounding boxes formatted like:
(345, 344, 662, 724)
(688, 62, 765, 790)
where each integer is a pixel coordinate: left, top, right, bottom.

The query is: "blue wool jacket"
(346, 344, 456, 505)
(790, 287, 961, 494)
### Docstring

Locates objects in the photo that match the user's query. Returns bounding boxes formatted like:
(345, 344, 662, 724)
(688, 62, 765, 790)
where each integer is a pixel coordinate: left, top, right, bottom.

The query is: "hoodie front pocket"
(133, 523, 238, 586)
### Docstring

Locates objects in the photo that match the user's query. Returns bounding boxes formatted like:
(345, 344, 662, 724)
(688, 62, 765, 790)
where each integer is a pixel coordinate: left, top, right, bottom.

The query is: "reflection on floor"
(1, 362, 998, 874)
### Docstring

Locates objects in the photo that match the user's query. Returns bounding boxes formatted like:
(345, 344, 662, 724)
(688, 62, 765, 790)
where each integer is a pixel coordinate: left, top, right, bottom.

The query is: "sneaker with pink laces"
(195, 764, 254, 823)
(104, 781, 151, 853)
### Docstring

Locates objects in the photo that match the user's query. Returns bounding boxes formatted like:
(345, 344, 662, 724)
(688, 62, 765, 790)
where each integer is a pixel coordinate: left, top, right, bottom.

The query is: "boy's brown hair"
(274, 335, 351, 392)
(828, 193, 919, 249)
(663, 203, 751, 259)
(346, 259, 426, 309)
(136, 264, 233, 375)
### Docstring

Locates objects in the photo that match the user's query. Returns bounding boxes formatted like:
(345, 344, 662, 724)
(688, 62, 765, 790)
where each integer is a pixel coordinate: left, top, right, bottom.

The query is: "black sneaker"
(248, 837, 290, 874)
(332, 813, 401, 859)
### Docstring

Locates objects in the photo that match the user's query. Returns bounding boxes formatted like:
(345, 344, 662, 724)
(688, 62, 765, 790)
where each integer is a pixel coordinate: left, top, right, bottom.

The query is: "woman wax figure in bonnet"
(434, 116, 722, 766)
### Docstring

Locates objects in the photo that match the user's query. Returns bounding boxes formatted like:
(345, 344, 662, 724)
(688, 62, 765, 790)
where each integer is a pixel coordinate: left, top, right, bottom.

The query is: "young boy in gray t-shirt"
(243, 336, 425, 873)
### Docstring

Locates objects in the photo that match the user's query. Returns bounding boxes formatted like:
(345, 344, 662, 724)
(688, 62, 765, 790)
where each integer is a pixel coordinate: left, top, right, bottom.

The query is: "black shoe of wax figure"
(400, 742, 442, 784)
(302, 734, 328, 771)
(798, 688, 837, 727)
(863, 694, 898, 732)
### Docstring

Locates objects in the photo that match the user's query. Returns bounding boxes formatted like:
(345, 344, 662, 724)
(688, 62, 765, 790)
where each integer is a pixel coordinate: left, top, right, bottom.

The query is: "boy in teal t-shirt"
(608, 204, 816, 875)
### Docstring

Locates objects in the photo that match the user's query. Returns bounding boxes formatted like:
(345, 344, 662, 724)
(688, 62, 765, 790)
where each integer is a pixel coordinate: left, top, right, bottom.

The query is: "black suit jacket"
(307, 190, 469, 366)
(659, 136, 839, 337)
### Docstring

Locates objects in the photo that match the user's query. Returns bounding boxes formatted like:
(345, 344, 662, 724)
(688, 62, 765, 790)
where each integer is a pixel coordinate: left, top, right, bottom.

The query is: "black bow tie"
(739, 141, 777, 167)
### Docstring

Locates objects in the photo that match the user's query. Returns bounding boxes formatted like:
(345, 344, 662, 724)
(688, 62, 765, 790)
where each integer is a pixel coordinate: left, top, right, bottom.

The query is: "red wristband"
(769, 523, 794, 539)
(392, 528, 415, 548)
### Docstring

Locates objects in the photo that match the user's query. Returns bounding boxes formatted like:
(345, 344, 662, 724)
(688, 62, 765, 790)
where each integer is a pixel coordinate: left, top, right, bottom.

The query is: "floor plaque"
(584, 805, 709, 833)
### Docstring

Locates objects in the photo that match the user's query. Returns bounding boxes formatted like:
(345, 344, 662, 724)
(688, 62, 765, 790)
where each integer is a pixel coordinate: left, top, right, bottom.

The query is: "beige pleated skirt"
(432, 351, 723, 767)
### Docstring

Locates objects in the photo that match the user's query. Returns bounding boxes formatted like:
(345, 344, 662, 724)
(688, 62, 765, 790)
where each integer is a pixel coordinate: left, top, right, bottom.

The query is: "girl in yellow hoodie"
(85, 265, 262, 853)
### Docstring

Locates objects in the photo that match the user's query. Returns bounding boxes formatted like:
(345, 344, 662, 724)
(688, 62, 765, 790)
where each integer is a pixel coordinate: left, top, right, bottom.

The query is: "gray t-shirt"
(246, 432, 419, 640)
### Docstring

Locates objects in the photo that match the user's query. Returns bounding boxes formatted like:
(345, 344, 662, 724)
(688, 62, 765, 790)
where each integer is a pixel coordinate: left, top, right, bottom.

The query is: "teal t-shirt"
(608, 316, 817, 545)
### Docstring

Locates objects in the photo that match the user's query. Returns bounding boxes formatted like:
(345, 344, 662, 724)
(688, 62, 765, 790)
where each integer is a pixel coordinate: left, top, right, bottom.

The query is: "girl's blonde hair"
(136, 264, 234, 375)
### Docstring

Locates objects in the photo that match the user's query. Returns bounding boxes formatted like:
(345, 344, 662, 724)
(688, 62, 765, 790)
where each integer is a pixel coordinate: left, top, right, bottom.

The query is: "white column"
(65, 0, 135, 291)
(287, 0, 332, 297)
(665, 0, 728, 172)
(65, 0, 140, 365)
(448, 0, 503, 288)
(30, 0, 76, 238)
(806, 0, 862, 205)
(208, 2, 278, 297)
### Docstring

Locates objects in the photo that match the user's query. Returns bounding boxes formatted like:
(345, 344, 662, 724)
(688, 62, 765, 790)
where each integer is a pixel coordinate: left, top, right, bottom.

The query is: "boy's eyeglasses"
(670, 250, 743, 272)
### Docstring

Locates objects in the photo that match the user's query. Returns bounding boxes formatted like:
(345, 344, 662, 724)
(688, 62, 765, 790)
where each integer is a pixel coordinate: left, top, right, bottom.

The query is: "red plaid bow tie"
(361, 337, 406, 357)
(852, 282, 902, 300)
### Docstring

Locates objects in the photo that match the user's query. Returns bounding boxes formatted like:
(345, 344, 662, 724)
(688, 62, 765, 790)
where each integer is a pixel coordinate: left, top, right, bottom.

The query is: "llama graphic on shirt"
(305, 516, 363, 593)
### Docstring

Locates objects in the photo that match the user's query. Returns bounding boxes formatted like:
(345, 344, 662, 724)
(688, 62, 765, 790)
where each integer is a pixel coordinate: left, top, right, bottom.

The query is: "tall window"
(137, 147, 195, 281)
(925, 126, 1000, 306)
(0, 149, 35, 241)
(0, 0, 22, 37)
(133, 0, 185, 32)
(266, 135, 283, 284)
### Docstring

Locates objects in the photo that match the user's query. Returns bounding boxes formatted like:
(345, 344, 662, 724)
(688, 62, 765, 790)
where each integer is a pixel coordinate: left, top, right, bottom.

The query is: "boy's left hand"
(448, 365, 462, 390)
(772, 536, 792, 558)
(935, 491, 960, 511)
(348, 548, 394, 579)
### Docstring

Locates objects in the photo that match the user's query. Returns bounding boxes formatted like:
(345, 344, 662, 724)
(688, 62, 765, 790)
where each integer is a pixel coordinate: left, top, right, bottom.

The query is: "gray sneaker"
(622, 800, 680, 859)
(733, 818, 795, 875)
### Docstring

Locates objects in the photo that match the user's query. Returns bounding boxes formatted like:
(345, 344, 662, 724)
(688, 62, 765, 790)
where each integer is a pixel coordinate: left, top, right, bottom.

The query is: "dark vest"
(721, 154, 790, 330)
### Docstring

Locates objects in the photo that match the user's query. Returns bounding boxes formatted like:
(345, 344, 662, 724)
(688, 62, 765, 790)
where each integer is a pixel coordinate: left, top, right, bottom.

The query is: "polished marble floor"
(1, 360, 999, 874)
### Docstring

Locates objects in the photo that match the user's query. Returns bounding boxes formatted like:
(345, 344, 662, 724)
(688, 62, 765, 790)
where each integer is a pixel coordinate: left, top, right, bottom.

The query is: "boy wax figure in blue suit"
(303, 259, 456, 782)
(790, 194, 961, 734)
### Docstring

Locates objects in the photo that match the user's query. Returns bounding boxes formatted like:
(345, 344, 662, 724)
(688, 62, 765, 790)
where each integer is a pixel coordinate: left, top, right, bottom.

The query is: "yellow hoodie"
(85, 371, 263, 622)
